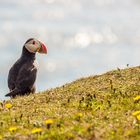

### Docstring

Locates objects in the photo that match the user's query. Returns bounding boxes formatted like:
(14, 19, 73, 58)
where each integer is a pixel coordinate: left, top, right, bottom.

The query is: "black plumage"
(5, 38, 47, 98)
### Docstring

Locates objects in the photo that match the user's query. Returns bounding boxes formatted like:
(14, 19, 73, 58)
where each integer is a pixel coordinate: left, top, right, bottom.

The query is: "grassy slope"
(0, 66, 140, 140)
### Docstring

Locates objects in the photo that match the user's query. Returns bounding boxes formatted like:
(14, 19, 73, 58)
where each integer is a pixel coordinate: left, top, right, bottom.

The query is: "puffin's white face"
(25, 39, 47, 54)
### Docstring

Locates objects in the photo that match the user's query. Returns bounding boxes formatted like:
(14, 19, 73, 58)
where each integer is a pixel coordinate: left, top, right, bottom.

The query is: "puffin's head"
(24, 38, 47, 54)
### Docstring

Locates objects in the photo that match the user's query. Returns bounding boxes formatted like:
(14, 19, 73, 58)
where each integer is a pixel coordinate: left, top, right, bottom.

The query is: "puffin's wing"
(8, 67, 16, 91)
(6, 62, 37, 97)
(8, 60, 20, 91)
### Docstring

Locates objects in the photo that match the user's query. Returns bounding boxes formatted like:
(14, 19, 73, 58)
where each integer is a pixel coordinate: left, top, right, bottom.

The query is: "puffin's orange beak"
(38, 41, 47, 54)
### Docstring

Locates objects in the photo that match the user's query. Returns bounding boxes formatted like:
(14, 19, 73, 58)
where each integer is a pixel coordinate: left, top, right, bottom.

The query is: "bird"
(5, 38, 47, 98)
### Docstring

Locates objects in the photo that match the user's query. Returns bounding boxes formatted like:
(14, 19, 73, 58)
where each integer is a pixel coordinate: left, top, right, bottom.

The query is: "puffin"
(5, 38, 47, 98)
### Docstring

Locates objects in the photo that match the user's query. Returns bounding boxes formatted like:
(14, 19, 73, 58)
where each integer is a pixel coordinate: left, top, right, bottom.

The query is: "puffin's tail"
(5, 89, 20, 98)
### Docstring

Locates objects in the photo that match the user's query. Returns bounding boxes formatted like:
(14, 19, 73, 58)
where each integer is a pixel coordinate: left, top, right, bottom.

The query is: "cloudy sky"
(0, 0, 140, 99)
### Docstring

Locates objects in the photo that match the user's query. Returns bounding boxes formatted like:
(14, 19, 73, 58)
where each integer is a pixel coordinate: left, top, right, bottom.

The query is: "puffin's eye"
(33, 41, 35, 45)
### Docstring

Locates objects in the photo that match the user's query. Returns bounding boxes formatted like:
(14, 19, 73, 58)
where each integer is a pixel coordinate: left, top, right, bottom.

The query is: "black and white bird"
(5, 38, 47, 98)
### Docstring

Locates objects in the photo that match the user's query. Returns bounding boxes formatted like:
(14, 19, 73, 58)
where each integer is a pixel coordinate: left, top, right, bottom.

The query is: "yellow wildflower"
(31, 128, 42, 134)
(132, 110, 140, 116)
(0, 135, 2, 140)
(45, 119, 54, 129)
(136, 115, 140, 121)
(77, 113, 83, 118)
(75, 113, 83, 121)
(9, 126, 17, 132)
(111, 131, 115, 135)
(45, 119, 54, 125)
(5, 103, 12, 109)
(134, 96, 140, 102)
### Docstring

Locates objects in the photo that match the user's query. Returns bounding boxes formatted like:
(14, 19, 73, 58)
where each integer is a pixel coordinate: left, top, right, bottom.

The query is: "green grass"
(0, 66, 140, 140)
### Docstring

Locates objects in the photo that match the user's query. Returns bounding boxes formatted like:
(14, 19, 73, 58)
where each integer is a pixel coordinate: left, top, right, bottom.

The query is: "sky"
(0, 0, 140, 99)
